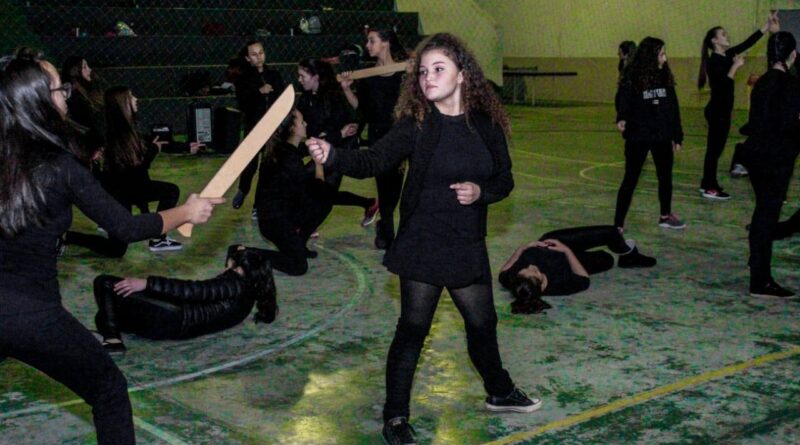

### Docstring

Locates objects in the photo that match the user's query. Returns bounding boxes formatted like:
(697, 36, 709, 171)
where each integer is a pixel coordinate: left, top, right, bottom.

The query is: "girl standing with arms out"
(0, 56, 222, 445)
(103, 86, 183, 252)
(698, 12, 779, 199)
(340, 27, 409, 249)
(615, 37, 685, 231)
(740, 32, 800, 298)
(308, 33, 540, 445)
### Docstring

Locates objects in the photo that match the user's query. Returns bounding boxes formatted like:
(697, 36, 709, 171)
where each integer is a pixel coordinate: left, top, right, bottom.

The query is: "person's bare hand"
(184, 194, 225, 224)
(259, 84, 274, 95)
(673, 142, 682, 153)
(306, 137, 331, 164)
(341, 123, 358, 138)
(339, 71, 354, 89)
(450, 182, 481, 205)
(113, 278, 146, 297)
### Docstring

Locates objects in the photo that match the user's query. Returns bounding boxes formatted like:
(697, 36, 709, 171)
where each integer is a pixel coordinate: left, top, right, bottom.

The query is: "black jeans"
(701, 109, 731, 190)
(383, 278, 514, 421)
(747, 161, 795, 286)
(0, 306, 134, 445)
(614, 140, 674, 228)
(541, 225, 630, 274)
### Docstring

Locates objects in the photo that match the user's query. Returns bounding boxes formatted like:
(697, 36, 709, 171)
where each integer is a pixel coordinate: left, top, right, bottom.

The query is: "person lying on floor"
(499, 225, 656, 314)
(92, 245, 277, 354)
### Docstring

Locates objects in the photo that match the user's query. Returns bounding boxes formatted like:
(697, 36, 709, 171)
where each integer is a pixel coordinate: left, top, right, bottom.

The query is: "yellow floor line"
(484, 346, 800, 445)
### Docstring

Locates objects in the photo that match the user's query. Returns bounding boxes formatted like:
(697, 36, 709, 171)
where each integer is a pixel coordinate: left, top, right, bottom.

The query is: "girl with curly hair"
(308, 32, 538, 445)
(615, 36, 685, 231)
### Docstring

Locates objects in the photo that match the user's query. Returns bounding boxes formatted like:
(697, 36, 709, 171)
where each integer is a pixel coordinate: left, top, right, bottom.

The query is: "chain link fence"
(2, 0, 423, 134)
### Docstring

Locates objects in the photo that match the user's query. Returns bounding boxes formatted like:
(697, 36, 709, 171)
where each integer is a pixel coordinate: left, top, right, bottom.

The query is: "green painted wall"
(475, 0, 798, 108)
(397, 0, 504, 84)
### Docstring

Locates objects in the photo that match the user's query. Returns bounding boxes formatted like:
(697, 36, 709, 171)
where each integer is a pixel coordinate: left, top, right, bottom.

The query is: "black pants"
(614, 140, 674, 228)
(236, 121, 262, 196)
(94, 275, 182, 340)
(383, 278, 514, 421)
(541, 225, 631, 274)
(375, 168, 404, 246)
(747, 161, 795, 286)
(775, 209, 800, 239)
(701, 109, 731, 190)
(730, 142, 747, 171)
(66, 180, 179, 257)
(256, 199, 332, 276)
(0, 306, 134, 445)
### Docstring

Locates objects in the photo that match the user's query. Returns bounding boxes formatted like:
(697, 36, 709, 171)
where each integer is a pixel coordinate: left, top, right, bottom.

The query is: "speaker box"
(213, 107, 242, 154)
(187, 102, 213, 144)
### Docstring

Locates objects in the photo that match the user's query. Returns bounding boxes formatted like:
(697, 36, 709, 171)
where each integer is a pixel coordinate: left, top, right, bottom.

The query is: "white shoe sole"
(750, 291, 795, 298)
(701, 193, 731, 201)
(658, 223, 686, 230)
(485, 398, 543, 413)
(149, 245, 183, 252)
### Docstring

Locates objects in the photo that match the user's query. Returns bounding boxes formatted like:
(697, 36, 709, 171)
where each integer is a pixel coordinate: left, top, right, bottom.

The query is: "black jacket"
(235, 65, 285, 128)
(706, 30, 763, 115)
(616, 82, 684, 144)
(742, 69, 800, 165)
(325, 107, 513, 238)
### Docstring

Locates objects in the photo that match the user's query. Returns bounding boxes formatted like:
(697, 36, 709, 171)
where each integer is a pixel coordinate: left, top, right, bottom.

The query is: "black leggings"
(701, 109, 731, 190)
(0, 306, 134, 445)
(748, 161, 794, 286)
(541, 225, 631, 274)
(383, 278, 514, 421)
(375, 168, 404, 245)
(614, 140, 674, 228)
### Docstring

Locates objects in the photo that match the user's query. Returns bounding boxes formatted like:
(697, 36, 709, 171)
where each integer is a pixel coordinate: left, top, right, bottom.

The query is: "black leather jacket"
(146, 270, 255, 339)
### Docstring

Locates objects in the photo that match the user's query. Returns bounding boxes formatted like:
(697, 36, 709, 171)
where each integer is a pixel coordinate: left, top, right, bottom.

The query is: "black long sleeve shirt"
(235, 65, 286, 129)
(616, 82, 684, 144)
(254, 141, 315, 221)
(744, 69, 800, 163)
(297, 90, 354, 147)
(706, 30, 764, 116)
(0, 153, 162, 314)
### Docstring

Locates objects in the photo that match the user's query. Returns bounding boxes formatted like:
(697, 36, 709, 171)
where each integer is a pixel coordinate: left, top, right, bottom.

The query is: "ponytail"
(698, 27, 722, 89)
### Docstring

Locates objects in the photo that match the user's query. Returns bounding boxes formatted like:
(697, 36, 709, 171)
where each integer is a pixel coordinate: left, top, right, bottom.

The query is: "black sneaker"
(485, 388, 543, 413)
(382, 417, 416, 445)
(149, 237, 183, 252)
(701, 188, 731, 201)
(617, 246, 657, 268)
(750, 280, 795, 298)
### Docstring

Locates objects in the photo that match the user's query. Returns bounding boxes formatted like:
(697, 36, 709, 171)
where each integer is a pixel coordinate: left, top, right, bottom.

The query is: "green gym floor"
(2, 104, 799, 445)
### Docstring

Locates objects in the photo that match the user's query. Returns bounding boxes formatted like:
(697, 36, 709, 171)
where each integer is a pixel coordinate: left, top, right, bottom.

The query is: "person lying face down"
(92, 245, 277, 355)
(499, 226, 656, 314)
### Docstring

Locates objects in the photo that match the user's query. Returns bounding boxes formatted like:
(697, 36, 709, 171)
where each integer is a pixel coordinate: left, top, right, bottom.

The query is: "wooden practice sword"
(177, 86, 295, 237)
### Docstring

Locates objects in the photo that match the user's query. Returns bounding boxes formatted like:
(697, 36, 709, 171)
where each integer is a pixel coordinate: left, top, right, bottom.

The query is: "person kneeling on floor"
(499, 226, 656, 314)
(93, 245, 277, 354)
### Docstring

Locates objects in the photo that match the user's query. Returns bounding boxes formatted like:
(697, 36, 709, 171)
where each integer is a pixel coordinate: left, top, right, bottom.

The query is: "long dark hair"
(618, 40, 637, 73)
(0, 58, 72, 238)
(395, 32, 509, 136)
(227, 246, 278, 323)
(767, 31, 797, 70)
(623, 37, 674, 91)
(698, 26, 723, 89)
(104, 85, 145, 170)
(298, 58, 336, 95)
(368, 27, 409, 62)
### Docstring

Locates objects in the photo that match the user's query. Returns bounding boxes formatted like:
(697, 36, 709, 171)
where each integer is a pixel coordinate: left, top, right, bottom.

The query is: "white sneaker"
(731, 164, 749, 178)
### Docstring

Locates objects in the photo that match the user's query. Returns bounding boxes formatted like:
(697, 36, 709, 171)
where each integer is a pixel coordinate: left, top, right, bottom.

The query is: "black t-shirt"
(357, 72, 403, 141)
(498, 247, 590, 296)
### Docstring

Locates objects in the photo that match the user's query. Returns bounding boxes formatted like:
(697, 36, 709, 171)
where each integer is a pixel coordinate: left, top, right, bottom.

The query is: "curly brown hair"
(394, 33, 509, 137)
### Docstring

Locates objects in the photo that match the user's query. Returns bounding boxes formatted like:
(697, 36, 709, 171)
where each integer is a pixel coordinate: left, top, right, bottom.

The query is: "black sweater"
(297, 89, 354, 147)
(616, 81, 684, 144)
(706, 30, 763, 116)
(235, 65, 286, 128)
(254, 141, 316, 220)
(743, 69, 800, 163)
(326, 108, 513, 278)
(0, 153, 162, 314)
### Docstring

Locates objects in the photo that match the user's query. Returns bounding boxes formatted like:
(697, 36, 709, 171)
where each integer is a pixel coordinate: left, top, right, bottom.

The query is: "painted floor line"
(133, 416, 191, 445)
(483, 346, 800, 445)
(0, 246, 369, 420)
